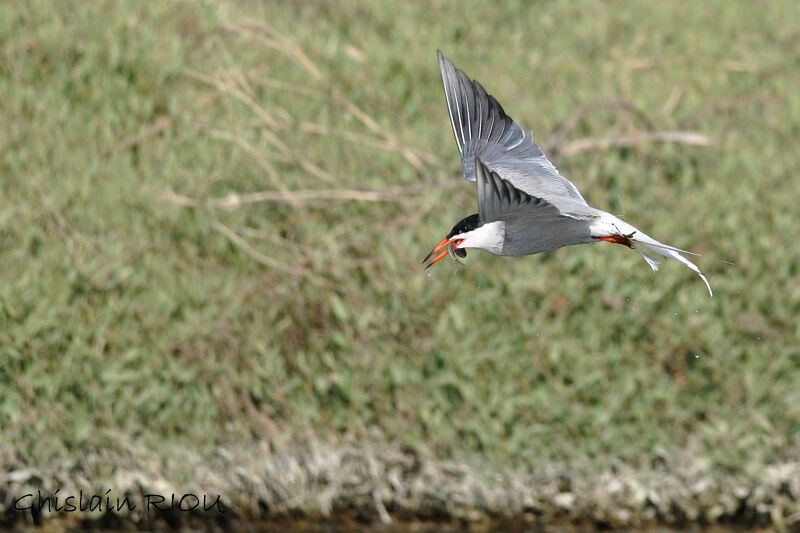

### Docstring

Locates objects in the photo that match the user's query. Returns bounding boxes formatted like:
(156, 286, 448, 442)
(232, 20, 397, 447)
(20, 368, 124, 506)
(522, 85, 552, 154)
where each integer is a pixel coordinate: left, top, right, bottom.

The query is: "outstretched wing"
(475, 157, 585, 224)
(438, 50, 588, 208)
(475, 158, 593, 255)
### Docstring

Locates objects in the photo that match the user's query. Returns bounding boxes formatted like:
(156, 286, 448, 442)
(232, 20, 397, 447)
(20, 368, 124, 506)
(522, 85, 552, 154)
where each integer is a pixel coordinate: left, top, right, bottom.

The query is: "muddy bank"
(2, 440, 799, 530)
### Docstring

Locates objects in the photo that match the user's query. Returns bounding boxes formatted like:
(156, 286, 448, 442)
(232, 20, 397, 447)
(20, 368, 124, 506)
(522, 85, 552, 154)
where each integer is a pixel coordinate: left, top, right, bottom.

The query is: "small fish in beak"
(422, 237, 465, 269)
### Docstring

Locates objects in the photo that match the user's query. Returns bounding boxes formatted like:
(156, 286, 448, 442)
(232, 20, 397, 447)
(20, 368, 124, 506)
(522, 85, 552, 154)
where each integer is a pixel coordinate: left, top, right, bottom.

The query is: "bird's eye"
(455, 248, 466, 258)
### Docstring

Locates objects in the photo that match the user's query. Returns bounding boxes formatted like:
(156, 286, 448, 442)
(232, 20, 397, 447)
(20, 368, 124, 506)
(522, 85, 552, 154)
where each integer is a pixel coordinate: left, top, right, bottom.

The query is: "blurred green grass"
(1, 0, 800, 518)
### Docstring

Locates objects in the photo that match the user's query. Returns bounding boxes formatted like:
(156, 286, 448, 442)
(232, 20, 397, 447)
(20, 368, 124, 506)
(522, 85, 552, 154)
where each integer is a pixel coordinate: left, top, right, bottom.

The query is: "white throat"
(456, 221, 505, 255)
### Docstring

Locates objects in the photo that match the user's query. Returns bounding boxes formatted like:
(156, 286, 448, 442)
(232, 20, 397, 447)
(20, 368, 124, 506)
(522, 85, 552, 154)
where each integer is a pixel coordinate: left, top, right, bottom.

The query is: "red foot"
(593, 235, 634, 248)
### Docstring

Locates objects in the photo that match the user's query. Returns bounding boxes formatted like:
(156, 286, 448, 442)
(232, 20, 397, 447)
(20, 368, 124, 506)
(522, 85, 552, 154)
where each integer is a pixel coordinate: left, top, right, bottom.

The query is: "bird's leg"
(593, 235, 634, 248)
(612, 223, 636, 239)
(593, 224, 636, 248)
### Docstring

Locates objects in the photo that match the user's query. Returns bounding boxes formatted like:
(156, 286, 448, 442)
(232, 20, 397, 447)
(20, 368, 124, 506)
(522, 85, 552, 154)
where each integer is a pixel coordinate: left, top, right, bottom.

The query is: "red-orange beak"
(422, 237, 464, 269)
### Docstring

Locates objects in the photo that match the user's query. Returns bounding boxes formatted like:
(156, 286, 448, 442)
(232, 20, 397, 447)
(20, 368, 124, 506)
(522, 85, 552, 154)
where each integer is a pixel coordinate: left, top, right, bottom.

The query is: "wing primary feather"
(476, 82, 483, 141)
(459, 70, 472, 142)
(476, 156, 549, 223)
(437, 51, 590, 207)
(438, 50, 464, 155)
(451, 70, 466, 152)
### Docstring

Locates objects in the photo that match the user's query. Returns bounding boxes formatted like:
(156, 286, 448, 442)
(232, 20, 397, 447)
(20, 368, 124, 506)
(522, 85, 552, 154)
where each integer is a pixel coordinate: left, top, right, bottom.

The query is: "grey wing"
(437, 50, 588, 207)
(475, 158, 594, 255)
(476, 157, 587, 224)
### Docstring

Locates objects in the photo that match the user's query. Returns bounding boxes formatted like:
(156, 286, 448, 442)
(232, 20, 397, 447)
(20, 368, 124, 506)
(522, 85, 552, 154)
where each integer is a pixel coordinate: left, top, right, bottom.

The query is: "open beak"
(422, 237, 463, 269)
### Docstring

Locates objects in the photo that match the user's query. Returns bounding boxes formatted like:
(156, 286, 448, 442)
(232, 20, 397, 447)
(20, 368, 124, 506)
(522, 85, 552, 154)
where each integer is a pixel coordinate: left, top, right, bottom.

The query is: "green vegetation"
(1, 0, 799, 528)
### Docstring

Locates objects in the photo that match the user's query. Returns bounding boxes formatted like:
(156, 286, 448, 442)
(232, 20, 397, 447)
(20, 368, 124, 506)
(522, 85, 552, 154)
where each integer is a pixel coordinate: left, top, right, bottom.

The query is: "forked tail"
(631, 234, 713, 297)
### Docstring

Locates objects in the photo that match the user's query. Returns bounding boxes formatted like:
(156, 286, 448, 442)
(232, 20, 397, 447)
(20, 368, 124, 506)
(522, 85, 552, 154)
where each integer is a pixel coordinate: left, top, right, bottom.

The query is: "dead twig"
(224, 19, 436, 181)
(661, 86, 684, 117)
(201, 126, 296, 205)
(161, 178, 463, 222)
(299, 122, 442, 166)
(558, 130, 713, 157)
(211, 220, 304, 276)
(620, 107, 646, 160)
(544, 99, 654, 154)
(113, 91, 222, 154)
(186, 69, 290, 157)
(622, 56, 761, 73)
(160, 184, 433, 209)
(297, 160, 338, 186)
(683, 93, 773, 130)
(230, 224, 317, 256)
(250, 76, 328, 100)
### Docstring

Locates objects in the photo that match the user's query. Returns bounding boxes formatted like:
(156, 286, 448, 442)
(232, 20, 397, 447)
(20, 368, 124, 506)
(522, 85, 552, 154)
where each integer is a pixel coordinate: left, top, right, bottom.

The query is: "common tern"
(423, 51, 712, 297)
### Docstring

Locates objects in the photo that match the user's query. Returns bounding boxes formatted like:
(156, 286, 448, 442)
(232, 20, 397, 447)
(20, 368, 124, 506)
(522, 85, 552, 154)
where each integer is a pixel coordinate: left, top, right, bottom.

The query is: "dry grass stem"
(297, 160, 338, 186)
(186, 69, 290, 157)
(683, 93, 774, 130)
(113, 91, 222, 154)
(186, 68, 279, 132)
(202, 127, 296, 204)
(211, 220, 302, 275)
(544, 99, 654, 153)
(299, 122, 441, 166)
(250, 76, 328, 99)
(558, 130, 713, 157)
(661, 86, 685, 117)
(162, 185, 427, 209)
(226, 19, 435, 180)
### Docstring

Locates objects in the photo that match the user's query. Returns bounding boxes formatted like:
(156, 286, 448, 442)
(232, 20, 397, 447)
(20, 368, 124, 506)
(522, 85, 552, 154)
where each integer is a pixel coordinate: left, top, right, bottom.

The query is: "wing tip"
(437, 49, 452, 72)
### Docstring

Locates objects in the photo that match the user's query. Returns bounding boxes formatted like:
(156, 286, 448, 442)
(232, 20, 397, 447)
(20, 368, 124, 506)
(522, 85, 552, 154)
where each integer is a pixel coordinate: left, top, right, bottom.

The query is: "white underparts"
(455, 221, 506, 255)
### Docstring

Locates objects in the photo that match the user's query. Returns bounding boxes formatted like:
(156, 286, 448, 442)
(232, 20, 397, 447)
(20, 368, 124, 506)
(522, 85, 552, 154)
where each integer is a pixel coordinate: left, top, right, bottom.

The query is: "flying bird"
(423, 50, 712, 297)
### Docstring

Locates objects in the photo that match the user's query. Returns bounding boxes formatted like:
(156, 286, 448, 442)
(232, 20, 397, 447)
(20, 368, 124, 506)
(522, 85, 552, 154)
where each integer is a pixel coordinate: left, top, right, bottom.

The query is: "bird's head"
(421, 214, 482, 269)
